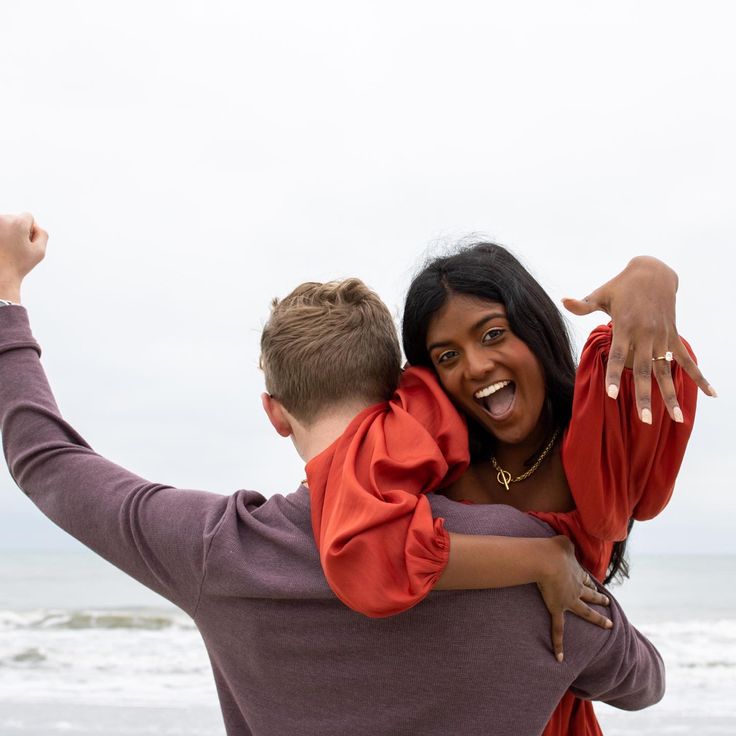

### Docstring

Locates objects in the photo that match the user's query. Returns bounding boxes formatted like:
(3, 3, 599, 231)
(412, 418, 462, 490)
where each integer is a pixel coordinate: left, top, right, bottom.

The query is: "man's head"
(260, 278, 401, 449)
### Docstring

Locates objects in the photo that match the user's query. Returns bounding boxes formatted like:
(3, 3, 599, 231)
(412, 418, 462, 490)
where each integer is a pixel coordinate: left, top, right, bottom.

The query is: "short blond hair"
(260, 279, 401, 424)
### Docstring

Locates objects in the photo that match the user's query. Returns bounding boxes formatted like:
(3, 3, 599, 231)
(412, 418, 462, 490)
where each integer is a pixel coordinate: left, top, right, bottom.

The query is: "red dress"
(306, 325, 698, 735)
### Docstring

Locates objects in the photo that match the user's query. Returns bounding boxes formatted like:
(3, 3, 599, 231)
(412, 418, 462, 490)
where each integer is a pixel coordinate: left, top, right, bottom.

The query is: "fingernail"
(641, 408, 652, 424)
(605, 619, 613, 629)
(602, 597, 610, 605)
(708, 385, 718, 398)
(556, 653, 564, 663)
(673, 406, 684, 423)
(607, 384, 619, 400)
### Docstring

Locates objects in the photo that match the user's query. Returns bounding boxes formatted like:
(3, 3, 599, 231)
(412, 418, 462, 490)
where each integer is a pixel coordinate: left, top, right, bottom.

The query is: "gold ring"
(652, 351, 674, 362)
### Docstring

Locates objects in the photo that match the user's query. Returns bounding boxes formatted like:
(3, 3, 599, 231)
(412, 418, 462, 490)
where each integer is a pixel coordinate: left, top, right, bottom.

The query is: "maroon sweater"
(0, 306, 664, 736)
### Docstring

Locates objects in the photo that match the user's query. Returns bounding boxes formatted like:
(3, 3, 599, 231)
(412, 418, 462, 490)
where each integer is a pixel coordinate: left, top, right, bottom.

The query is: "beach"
(1, 551, 734, 735)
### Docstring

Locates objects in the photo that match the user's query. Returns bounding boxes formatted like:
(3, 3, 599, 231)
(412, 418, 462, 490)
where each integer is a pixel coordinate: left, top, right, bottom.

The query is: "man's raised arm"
(0, 213, 229, 616)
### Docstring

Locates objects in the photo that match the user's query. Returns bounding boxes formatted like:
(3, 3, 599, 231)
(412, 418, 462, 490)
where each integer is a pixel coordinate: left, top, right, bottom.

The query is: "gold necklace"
(491, 428, 560, 492)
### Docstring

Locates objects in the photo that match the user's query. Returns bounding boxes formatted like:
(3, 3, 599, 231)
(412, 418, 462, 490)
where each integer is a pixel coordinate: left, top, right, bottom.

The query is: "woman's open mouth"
(473, 380, 516, 420)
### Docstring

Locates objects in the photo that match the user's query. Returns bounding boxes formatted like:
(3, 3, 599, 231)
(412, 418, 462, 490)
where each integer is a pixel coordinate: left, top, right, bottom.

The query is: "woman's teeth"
(474, 380, 511, 399)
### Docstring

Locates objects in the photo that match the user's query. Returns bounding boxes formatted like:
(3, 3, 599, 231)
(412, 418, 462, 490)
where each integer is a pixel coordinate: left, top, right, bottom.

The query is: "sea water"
(596, 555, 736, 735)
(0, 551, 734, 735)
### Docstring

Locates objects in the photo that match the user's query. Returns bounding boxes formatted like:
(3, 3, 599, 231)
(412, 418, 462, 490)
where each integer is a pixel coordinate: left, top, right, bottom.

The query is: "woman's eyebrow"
(427, 312, 506, 353)
(471, 312, 505, 331)
(427, 339, 452, 353)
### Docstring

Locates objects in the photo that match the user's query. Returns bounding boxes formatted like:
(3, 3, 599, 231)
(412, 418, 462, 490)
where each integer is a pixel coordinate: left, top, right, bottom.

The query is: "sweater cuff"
(0, 305, 41, 358)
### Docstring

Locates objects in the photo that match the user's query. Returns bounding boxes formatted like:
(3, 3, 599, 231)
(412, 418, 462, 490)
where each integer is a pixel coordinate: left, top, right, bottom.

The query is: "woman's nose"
(464, 347, 494, 381)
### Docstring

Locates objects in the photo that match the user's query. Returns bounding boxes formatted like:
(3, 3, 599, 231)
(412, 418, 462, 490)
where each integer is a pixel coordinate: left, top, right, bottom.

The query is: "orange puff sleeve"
(305, 366, 469, 617)
(561, 323, 698, 542)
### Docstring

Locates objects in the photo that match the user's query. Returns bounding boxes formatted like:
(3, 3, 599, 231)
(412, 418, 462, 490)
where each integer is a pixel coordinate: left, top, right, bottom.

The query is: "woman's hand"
(536, 535, 612, 662)
(562, 255, 716, 424)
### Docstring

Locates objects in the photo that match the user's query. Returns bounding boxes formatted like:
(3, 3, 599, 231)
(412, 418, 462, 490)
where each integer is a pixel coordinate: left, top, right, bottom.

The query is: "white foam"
(0, 608, 214, 707)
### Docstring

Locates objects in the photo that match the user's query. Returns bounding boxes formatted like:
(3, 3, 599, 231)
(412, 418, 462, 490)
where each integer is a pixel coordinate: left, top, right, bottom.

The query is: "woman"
(306, 243, 712, 735)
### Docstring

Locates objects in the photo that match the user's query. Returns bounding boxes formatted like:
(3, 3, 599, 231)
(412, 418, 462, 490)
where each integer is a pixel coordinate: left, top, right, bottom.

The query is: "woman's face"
(425, 294, 548, 447)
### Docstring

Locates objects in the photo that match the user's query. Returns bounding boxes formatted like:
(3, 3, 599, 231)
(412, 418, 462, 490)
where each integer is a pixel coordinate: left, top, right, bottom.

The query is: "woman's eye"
(482, 328, 505, 343)
(437, 350, 458, 364)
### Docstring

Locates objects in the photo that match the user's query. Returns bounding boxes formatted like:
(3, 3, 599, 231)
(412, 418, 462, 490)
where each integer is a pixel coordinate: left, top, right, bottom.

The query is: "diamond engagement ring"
(652, 351, 674, 362)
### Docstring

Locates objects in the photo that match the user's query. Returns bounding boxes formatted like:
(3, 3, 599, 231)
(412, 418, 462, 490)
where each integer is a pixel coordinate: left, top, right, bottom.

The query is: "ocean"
(0, 551, 734, 735)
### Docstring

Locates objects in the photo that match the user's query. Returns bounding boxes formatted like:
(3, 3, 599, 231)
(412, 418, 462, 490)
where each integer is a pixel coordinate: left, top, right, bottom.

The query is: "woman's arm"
(561, 257, 710, 540)
(307, 366, 611, 660)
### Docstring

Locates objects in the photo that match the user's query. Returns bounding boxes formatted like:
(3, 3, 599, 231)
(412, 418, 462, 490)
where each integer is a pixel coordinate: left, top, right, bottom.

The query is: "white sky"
(0, 1, 733, 554)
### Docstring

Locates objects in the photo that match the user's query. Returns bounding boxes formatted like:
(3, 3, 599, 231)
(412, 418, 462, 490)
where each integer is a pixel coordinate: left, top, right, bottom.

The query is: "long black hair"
(402, 242, 631, 585)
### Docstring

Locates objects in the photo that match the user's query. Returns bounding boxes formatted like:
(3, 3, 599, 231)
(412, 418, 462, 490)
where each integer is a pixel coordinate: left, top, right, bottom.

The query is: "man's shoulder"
(214, 483, 313, 544)
(234, 483, 310, 516)
(198, 483, 327, 602)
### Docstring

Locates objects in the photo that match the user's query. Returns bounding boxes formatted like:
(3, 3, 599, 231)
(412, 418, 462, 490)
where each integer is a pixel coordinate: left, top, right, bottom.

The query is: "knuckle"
(636, 363, 652, 378)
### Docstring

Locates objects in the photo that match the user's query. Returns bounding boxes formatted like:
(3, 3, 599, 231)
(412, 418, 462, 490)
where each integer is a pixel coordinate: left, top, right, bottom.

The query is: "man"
(0, 213, 663, 736)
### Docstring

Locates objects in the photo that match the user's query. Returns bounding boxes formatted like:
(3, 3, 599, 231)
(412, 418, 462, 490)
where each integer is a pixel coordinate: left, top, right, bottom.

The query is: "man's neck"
(296, 402, 372, 464)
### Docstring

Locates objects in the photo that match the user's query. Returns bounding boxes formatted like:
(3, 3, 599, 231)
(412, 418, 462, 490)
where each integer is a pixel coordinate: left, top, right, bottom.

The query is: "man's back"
(194, 487, 661, 736)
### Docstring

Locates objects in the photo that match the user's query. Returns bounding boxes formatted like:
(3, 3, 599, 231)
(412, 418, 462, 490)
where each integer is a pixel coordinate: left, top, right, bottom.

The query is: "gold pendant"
(497, 468, 512, 491)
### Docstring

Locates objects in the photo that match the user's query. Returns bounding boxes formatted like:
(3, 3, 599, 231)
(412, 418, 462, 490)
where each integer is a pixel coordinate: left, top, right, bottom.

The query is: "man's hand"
(562, 256, 715, 424)
(0, 213, 48, 303)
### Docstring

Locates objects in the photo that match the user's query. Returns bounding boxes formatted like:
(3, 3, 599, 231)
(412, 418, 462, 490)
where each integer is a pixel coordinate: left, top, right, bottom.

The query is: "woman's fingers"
(632, 339, 656, 423)
(651, 354, 682, 422)
(561, 296, 601, 317)
(674, 336, 717, 397)
(551, 611, 565, 663)
(570, 600, 613, 631)
(579, 586, 609, 607)
(550, 594, 613, 662)
(604, 334, 630, 400)
(610, 332, 716, 418)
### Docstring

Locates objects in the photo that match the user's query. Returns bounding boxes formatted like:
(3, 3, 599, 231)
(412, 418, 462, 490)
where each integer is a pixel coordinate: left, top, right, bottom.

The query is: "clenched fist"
(0, 213, 48, 303)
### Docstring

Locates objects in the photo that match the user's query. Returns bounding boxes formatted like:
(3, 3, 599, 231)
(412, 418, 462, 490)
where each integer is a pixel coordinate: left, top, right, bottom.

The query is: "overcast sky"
(0, 1, 733, 555)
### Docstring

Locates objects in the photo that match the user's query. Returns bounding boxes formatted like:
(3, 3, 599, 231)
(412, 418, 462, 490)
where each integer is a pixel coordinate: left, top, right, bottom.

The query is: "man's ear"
(261, 393, 293, 437)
